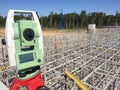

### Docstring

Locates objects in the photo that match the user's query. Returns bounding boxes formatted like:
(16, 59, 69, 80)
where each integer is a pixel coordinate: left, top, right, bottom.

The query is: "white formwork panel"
(0, 81, 8, 90)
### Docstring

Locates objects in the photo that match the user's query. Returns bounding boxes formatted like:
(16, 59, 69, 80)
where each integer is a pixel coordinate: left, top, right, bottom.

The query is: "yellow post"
(65, 71, 89, 90)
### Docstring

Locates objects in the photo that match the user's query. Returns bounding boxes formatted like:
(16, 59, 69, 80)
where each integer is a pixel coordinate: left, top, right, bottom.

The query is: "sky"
(0, 0, 120, 16)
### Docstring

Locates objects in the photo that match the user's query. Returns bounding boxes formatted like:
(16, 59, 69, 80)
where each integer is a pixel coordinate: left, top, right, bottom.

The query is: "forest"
(0, 10, 120, 29)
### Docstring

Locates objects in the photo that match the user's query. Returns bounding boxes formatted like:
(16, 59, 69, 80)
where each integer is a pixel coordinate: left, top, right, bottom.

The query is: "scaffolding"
(0, 28, 120, 90)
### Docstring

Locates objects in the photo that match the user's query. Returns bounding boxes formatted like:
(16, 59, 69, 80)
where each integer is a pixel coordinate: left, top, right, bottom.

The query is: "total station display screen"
(19, 53, 34, 63)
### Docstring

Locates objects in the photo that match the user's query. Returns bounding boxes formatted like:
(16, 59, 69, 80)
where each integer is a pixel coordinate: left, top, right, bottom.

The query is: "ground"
(0, 27, 5, 37)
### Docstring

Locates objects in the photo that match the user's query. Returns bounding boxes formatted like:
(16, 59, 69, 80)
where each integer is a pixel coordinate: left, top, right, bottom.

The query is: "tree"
(0, 11, 119, 29)
(80, 10, 87, 28)
(0, 16, 5, 27)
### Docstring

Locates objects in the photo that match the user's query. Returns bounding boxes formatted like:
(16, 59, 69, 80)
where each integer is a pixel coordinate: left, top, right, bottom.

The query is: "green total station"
(10, 13, 44, 79)
(6, 10, 43, 80)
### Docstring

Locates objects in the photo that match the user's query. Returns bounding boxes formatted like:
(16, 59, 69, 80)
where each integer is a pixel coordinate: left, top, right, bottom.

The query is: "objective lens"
(23, 28, 34, 41)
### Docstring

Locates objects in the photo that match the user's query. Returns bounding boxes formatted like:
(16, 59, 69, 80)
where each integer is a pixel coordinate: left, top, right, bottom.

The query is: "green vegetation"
(0, 16, 6, 27)
(0, 10, 120, 28)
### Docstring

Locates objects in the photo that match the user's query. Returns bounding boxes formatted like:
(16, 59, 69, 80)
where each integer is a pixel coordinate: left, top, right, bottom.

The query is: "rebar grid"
(0, 28, 120, 90)
(42, 28, 120, 90)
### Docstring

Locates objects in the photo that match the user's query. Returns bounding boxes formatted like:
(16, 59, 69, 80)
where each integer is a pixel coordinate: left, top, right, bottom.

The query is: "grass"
(0, 27, 87, 37)
(0, 27, 5, 37)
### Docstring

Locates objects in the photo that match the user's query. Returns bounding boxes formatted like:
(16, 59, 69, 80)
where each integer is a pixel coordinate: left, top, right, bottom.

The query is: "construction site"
(0, 26, 120, 90)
